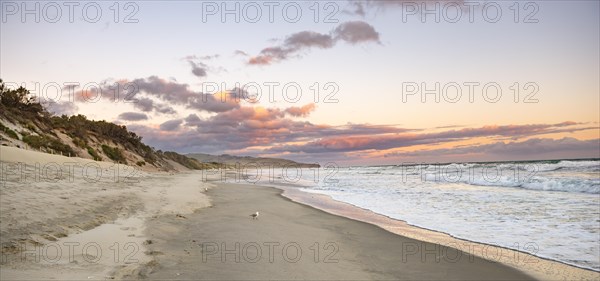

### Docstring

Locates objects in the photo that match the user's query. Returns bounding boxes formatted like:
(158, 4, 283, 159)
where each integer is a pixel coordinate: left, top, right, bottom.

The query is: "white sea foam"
(264, 159, 600, 271)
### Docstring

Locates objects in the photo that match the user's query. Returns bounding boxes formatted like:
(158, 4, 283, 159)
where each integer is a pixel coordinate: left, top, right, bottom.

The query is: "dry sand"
(0, 146, 211, 280)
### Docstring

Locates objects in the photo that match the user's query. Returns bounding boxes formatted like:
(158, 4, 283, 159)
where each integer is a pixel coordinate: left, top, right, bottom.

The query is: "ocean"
(251, 159, 600, 271)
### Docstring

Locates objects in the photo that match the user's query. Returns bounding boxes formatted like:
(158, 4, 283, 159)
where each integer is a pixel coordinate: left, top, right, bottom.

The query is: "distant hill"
(0, 79, 217, 172)
(187, 153, 320, 168)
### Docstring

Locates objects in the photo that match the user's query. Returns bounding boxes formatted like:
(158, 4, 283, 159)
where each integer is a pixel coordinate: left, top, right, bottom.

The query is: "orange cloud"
(285, 104, 316, 117)
(248, 56, 273, 65)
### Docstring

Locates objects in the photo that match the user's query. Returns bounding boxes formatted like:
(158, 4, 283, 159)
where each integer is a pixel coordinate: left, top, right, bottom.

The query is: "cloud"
(284, 104, 316, 117)
(44, 101, 78, 116)
(475, 137, 600, 156)
(348, 0, 467, 16)
(183, 54, 221, 78)
(248, 21, 380, 65)
(435, 124, 463, 129)
(287, 31, 336, 49)
(184, 54, 219, 60)
(72, 83, 179, 115)
(134, 97, 154, 112)
(347, 1, 367, 16)
(133, 97, 177, 114)
(71, 76, 258, 122)
(118, 112, 148, 121)
(248, 56, 274, 65)
(67, 76, 595, 163)
(62, 84, 79, 92)
(129, 76, 241, 113)
(159, 119, 183, 131)
(384, 138, 600, 160)
(265, 122, 594, 154)
(189, 61, 208, 78)
(333, 21, 380, 44)
(127, 103, 407, 154)
(345, 0, 474, 32)
(81, 75, 594, 164)
(125, 105, 597, 165)
(184, 114, 203, 127)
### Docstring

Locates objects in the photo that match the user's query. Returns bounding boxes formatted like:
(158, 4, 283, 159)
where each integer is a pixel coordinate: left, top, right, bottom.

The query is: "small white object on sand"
(250, 211, 259, 220)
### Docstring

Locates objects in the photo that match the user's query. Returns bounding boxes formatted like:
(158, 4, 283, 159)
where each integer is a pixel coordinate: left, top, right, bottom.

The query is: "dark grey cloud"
(155, 104, 176, 114)
(333, 21, 380, 44)
(286, 31, 336, 49)
(184, 54, 220, 78)
(189, 61, 208, 78)
(45, 101, 78, 116)
(384, 138, 600, 160)
(160, 119, 183, 131)
(129, 76, 240, 113)
(248, 21, 379, 65)
(234, 50, 249, 56)
(184, 113, 202, 127)
(118, 112, 149, 121)
(71, 77, 242, 115)
(134, 97, 154, 112)
(131, 97, 177, 115)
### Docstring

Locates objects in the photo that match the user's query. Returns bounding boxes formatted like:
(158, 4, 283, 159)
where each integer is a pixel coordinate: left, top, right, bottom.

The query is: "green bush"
(86, 146, 102, 161)
(101, 144, 126, 164)
(72, 137, 87, 148)
(0, 123, 19, 139)
(22, 135, 42, 148)
(26, 123, 37, 132)
(23, 134, 75, 156)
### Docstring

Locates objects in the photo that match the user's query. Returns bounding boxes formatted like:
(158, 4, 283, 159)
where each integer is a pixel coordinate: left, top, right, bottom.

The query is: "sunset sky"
(2, 0, 599, 165)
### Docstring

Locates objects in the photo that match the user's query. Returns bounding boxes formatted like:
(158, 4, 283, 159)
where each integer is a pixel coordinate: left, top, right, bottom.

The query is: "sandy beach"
(1, 147, 598, 280)
(0, 147, 211, 280)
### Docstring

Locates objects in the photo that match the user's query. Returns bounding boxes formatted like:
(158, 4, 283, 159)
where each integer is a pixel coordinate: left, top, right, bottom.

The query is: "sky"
(1, 0, 599, 165)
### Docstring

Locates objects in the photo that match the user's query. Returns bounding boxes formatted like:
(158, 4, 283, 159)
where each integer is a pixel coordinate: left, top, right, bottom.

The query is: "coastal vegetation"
(0, 79, 200, 170)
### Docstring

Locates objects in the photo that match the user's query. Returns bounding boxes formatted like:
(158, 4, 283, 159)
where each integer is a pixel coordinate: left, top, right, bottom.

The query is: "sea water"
(259, 159, 600, 271)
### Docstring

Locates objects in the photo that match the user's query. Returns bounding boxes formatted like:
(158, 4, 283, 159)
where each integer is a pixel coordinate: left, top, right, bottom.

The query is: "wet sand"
(142, 183, 535, 280)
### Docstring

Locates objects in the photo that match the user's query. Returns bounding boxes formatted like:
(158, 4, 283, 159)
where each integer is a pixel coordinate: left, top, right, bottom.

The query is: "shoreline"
(277, 185, 600, 281)
(141, 181, 534, 280)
